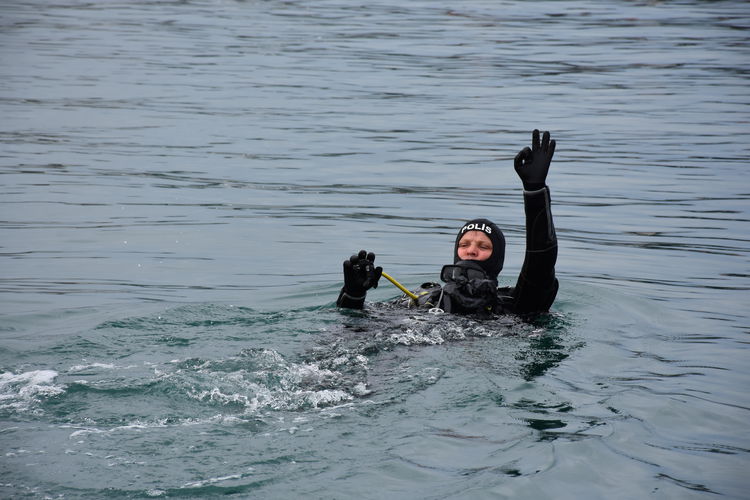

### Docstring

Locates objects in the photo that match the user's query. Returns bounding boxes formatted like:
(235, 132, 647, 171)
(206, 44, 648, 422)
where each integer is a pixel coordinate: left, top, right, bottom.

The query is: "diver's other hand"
(514, 129, 556, 191)
(342, 250, 383, 297)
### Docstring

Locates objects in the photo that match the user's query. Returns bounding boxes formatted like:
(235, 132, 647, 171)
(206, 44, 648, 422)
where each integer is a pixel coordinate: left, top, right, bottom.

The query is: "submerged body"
(337, 130, 559, 317)
(396, 186, 558, 315)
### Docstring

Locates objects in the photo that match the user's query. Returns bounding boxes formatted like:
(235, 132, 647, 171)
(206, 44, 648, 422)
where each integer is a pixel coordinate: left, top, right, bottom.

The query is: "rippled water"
(1, 0, 749, 498)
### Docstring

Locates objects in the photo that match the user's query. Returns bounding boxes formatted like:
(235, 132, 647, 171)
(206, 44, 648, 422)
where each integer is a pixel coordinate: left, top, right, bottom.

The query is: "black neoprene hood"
(453, 218, 506, 279)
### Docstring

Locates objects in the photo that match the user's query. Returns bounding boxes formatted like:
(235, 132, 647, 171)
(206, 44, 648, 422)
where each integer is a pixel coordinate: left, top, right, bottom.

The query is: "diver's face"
(457, 231, 493, 261)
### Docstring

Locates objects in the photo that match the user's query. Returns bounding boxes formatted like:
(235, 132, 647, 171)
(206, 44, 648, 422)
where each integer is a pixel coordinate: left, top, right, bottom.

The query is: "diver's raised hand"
(514, 129, 556, 191)
(342, 250, 383, 298)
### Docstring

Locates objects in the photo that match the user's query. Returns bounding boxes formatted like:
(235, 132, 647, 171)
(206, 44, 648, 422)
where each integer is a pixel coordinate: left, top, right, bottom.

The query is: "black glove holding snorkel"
(336, 250, 383, 309)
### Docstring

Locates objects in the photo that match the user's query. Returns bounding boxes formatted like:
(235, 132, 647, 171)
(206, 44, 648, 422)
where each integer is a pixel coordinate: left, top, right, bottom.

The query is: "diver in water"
(336, 129, 558, 316)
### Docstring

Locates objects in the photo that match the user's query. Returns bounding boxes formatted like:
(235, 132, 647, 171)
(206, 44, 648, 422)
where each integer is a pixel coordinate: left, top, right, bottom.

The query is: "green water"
(1, 0, 748, 498)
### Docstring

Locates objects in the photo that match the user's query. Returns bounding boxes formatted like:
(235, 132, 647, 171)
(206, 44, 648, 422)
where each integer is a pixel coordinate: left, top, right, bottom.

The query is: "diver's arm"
(336, 288, 366, 309)
(512, 186, 558, 313)
(336, 250, 382, 310)
(510, 130, 559, 313)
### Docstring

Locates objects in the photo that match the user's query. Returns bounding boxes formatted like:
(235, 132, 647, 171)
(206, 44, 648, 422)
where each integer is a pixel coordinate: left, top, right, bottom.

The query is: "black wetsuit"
(338, 186, 558, 315)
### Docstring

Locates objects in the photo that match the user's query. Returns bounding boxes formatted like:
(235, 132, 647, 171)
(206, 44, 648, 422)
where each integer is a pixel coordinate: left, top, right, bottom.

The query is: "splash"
(0, 370, 64, 413)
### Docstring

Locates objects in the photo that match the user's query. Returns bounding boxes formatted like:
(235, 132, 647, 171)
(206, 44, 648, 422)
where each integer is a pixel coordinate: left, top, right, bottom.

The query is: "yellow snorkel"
(381, 271, 419, 302)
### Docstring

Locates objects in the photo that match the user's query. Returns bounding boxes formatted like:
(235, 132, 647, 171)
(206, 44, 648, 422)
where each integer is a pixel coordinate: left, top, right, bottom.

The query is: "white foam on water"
(391, 329, 446, 346)
(300, 388, 353, 407)
(0, 370, 64, 411)
(177, 348, 363, 413)
(182, 473, 243, 489)
(190, 386, 253, 407)
(67, 362, 118, 373)
(65, 413, 253, 440)
(0, 370, 58, 388)
(352, 382, 372, 396)
(189, 381, 355, 413)
(68, 428, 103, 439)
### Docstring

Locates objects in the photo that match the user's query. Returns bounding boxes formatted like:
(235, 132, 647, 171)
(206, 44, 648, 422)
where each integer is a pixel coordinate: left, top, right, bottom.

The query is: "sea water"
(1, 0, 748, 498)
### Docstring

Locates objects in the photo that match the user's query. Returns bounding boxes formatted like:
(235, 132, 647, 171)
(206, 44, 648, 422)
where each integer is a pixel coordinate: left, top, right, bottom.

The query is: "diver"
(336, 129, 559, 316)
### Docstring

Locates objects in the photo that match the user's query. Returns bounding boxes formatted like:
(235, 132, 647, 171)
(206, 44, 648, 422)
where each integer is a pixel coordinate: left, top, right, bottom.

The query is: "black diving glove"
(514, 129, 556, 191)
(341, 250, 383, 299)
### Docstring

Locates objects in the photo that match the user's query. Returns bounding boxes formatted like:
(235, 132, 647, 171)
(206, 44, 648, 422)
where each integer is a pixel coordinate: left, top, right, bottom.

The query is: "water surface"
(1, 0, 749, 498)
